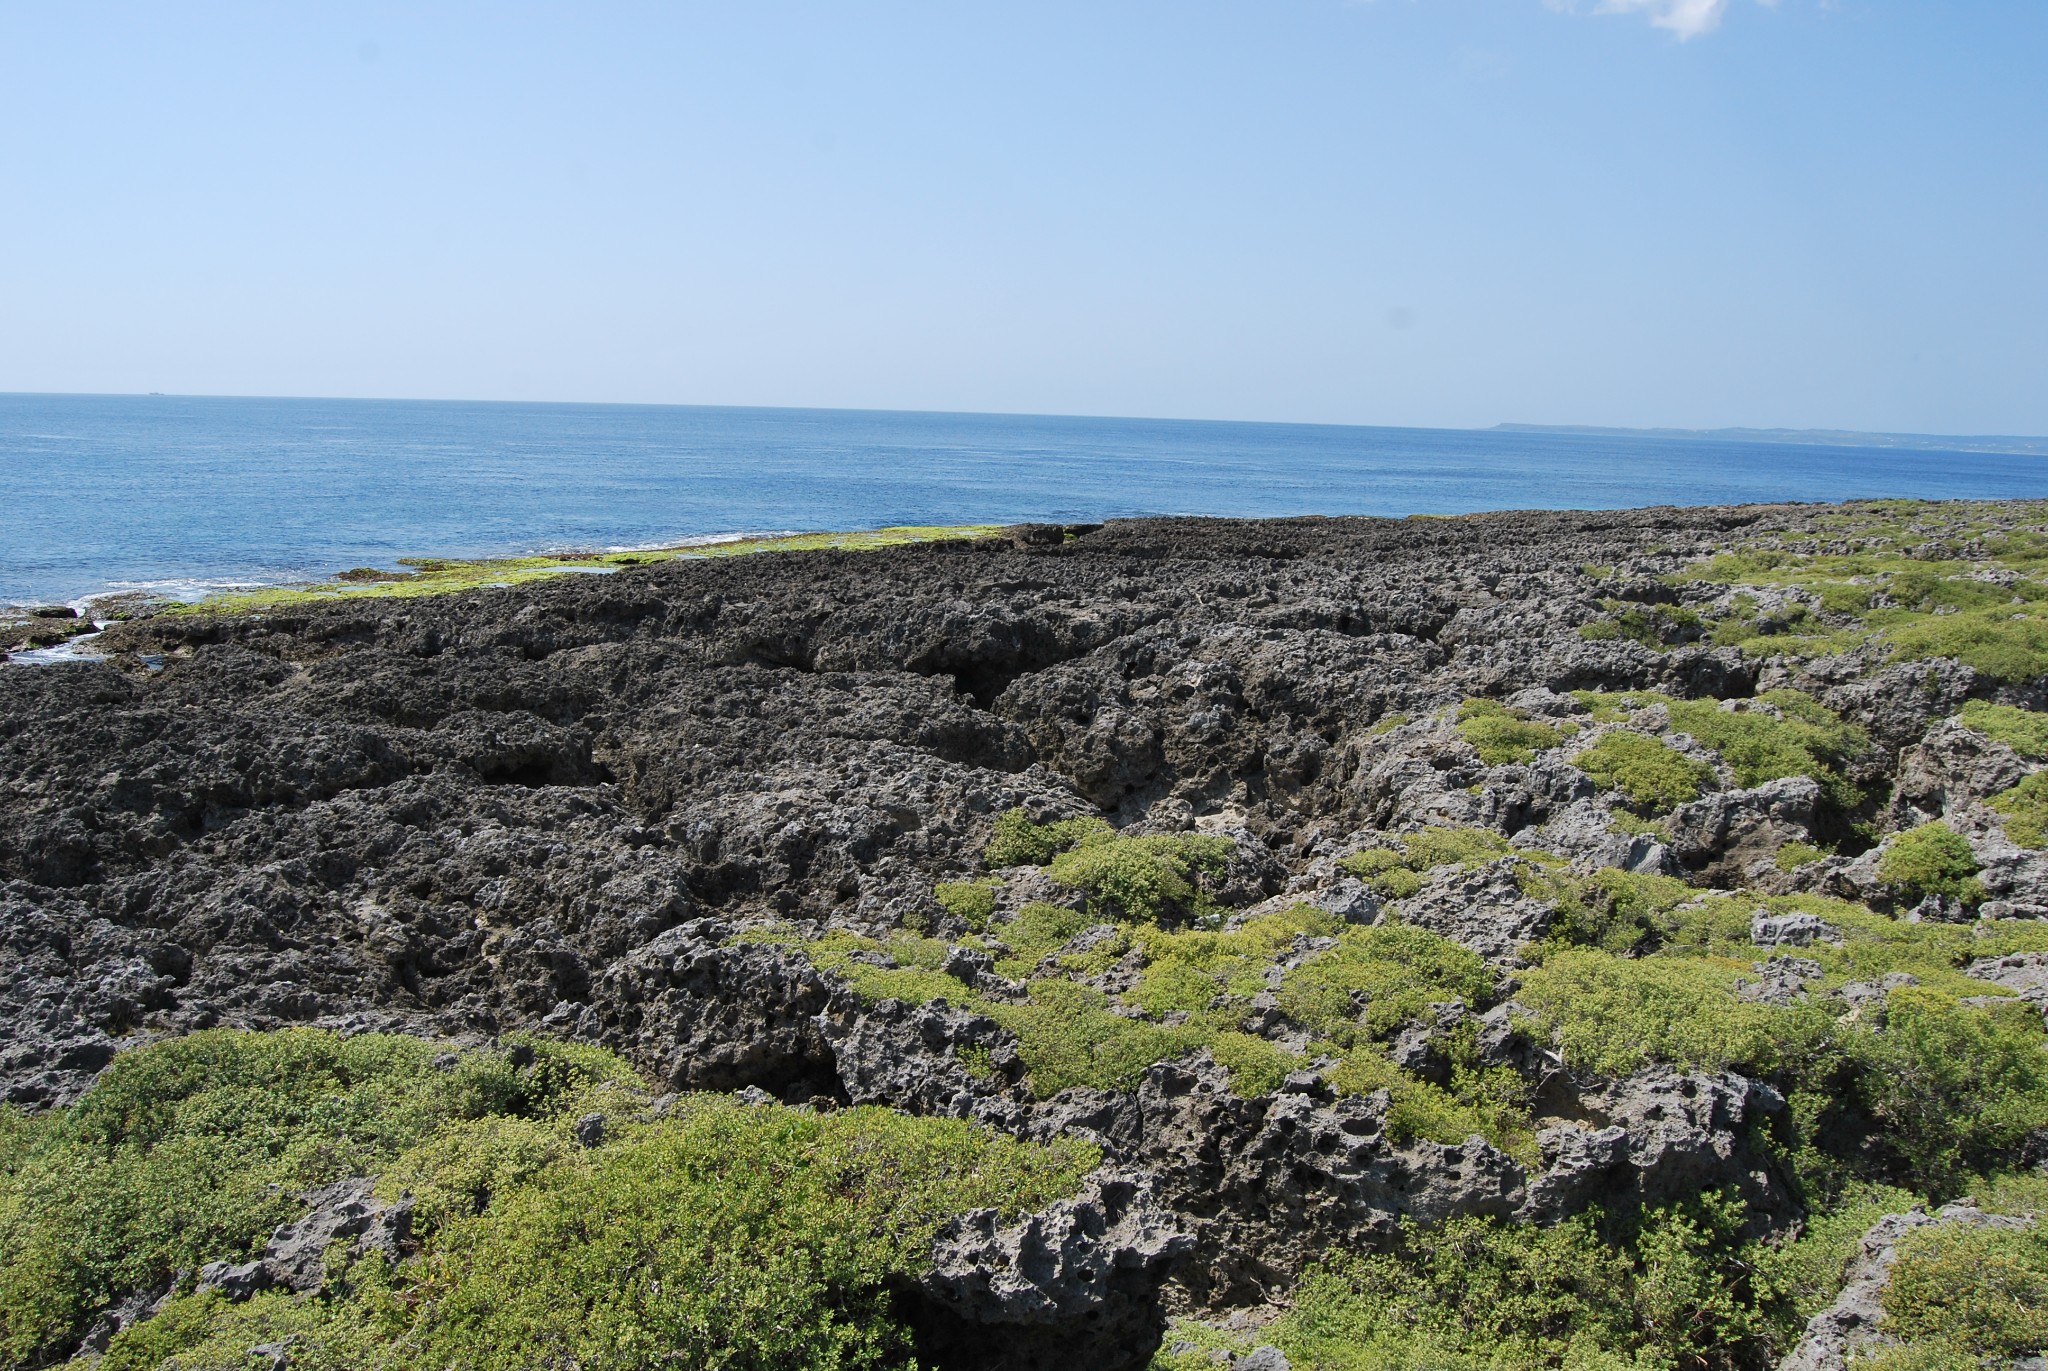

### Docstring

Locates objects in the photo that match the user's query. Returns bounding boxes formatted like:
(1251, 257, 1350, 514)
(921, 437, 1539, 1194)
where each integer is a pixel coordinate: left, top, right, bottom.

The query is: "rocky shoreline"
(7, 501, 2048, 1369)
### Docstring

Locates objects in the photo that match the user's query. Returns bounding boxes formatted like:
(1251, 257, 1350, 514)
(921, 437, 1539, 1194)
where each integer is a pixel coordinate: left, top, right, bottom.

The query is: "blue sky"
(1, 2, 2042, 432)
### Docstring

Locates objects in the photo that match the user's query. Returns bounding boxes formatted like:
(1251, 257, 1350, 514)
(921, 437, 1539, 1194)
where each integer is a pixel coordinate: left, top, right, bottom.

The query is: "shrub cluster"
(1991, 773, 2048, 849)
(1876, 821, 1986, 906)
(1337, 827, 1514, 899)
(2, 1031, 1095, 1371)
(982, 808, 1234, 924)
(1455, 699, 1574, 766)
(1959, 699, 2048, 759)
(1572, 730, 1716, 811)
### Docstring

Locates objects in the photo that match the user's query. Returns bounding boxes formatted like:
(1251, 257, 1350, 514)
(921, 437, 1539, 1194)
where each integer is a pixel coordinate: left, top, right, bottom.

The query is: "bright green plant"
(1959, 700, 2048, 758)
(100, 1099, 1095, 1371)
(1573, 731, 1716, 811)
(1992, 773, 2048, 849)
(933, 879, 999, 929)
(1877, 822, 1986, 905)
(1046, 832, 1234, 923)
(1456, 698, 1573, 766)
(1878, 1221, 2048, 1365)
(1517, 947, 1825, 1078)
(1257, 1192, 1779, 1371)
(1846, 989, 2048, 1186)
(1572, 689, 1874, 813)
(0, 1029, 639, 1368)
(984, 808, 1113, 867)
(1338, 827, 1515, 899)
(1279, 921, 1496, 1045)
(1775, 841, 1828, 872)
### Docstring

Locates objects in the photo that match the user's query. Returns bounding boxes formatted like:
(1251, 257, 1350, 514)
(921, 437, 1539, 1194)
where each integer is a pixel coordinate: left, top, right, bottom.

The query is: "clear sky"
(2, 2, 2042, 433)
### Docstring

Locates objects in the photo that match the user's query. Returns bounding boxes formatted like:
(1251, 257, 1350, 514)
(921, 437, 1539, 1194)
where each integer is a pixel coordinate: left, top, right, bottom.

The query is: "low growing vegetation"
(1455, 698, 1574, 766)
(1572, 730, 1715, 811)
(1876, 821, 1986, 906)
(0, 1030, 1095, 1371)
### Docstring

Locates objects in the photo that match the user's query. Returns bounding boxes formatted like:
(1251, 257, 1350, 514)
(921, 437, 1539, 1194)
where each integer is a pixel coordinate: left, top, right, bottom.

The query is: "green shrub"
(1324, 1046, 1532, 1153)
(1879, 1221, 2048, 1364)
(1755, 1183, 1923, 1328)
(1877, 822, 1986, 905)
(1573, 731, 1715, 811)
(982, 980, 1204, 1095)
(1262, 1193, 1777, 1371)
(1886, 607, 2048, 683)
(1846, 989, 2048, 1187)
(1517, 948, 1823, 1078)
(1527, 867, 1699, 955)
(933, 879, 999, 929)
(1046, 832, 1234, 923)
(18, 1037, 1098, 1371)
(1279, 921, 1497, 1045)
(1991, 773, 2048, 849)
(983, 808, 1112, 867)
(1339, 828, 1517, 900)
(0, 1029, 639, 1368)
(993, 900, 1096, 978)
(1775, 841, 1828, 872)
(1456, 698, 1572, 766)
(1959, 700, 2048, 758)
(1575, 689, 1874, 812)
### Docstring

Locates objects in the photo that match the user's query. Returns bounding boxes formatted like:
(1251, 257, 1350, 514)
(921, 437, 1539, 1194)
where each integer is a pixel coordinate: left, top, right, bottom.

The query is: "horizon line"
(2, 388, 2045, 449)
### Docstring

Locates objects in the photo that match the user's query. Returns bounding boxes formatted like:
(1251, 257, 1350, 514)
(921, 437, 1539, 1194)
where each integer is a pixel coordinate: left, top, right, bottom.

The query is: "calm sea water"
(5, 393, 2046, 607)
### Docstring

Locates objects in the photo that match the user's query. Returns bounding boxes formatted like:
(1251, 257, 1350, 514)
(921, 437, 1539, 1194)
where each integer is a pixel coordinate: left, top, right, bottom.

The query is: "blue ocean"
(5, 393, 2046, 607)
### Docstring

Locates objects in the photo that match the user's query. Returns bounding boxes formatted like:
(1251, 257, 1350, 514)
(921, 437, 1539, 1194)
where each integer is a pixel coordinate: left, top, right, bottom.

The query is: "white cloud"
(1550, 0, 1774, 40)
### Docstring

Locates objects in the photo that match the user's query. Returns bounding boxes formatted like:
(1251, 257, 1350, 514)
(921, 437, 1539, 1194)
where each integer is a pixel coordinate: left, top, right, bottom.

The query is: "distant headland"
(1494, 423, 2048, 458)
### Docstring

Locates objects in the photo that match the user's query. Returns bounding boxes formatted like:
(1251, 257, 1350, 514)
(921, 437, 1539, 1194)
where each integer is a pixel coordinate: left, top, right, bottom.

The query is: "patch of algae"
(161, 525, 1005, 617)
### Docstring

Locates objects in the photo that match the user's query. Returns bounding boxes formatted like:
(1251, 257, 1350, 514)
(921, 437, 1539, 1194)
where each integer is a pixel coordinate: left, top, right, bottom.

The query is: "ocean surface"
(5, 392, 2047, 608)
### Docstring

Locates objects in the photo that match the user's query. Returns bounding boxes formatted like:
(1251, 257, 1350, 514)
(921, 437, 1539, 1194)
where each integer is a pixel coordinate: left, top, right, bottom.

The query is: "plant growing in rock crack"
(1572, 730, 1716, 812)
(1877, 821, 1986, 907)
(1337, 826, 1514, 899)
(1990, 773, 2048, 849)
(1455, 698, 1574, 766)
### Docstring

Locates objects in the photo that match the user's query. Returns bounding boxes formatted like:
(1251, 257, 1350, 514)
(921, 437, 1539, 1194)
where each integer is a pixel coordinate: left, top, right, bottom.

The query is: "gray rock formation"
(912, 1170, 1193, 1370)
(196, 1178, 412, 1300)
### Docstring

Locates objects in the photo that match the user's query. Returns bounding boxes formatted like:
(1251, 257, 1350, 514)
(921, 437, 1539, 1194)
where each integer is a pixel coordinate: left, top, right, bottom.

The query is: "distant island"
(1496, 422, 2048, 457)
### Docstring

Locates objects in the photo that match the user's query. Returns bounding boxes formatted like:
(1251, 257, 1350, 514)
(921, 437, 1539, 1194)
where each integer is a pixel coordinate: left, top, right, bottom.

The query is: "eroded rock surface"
(9, 505, 2048, 1365)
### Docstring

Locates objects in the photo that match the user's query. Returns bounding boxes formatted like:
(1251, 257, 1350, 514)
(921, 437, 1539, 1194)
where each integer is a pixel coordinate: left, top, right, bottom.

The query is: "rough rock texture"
(1778, 1204, 2033, 1371)
(8, 507, 2048, 1365)
(910, 1171, 1193, 1370)
(196, 1178, 412, 1300)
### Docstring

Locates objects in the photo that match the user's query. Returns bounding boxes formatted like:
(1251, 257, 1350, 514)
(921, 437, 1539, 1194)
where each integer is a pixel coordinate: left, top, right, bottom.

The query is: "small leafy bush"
(1574, 689, 1874, 812)
(983, 808, 1112, 867)
(1046, 832, 1234, 923)
(1456, 699, 1572, 766)
(933, 879, 998, 929)
(1573, 731, 1715, 811)
(1886, 606, 2048, 683)
(1846, 989, 2048, 1185)
(14, 1034, 1098, 1371)
(1775, 840, 1829, 872)
(1959, 699, 2048, 758)
(1879, 1221, 2048, 1365)
(1991, 773, 2048, 849)
(1877, 822, 1986, 905)
(1338, 827, 1515, 899)
(0, 1029, 638, 1368)
(1279, 922, 1496, 1045)
(1256, 1192, 1778, 1371)
(1526, 866, 1699, 955)
(982, 979, 1204, 1095)
(1518, 947, 1823, 1078)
